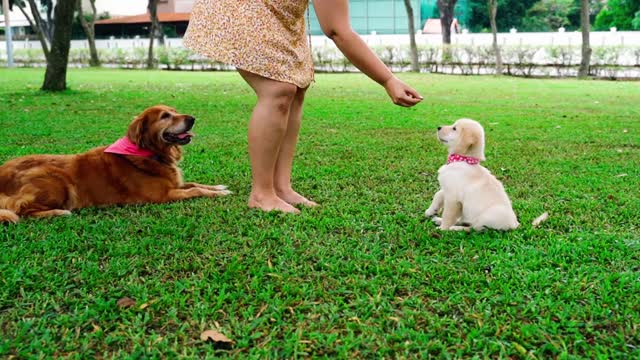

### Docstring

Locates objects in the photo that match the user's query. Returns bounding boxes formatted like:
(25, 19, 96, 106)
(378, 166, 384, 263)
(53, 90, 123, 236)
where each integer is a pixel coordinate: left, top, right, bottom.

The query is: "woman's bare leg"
(239, 69, 299, 213)
(274, 86, 318, 207)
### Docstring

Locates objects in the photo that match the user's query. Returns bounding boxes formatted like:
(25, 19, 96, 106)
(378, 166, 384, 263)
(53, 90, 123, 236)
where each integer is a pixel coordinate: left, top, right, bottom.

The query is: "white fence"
(3, 31, 639, 78)
(5, 31, 640, 51)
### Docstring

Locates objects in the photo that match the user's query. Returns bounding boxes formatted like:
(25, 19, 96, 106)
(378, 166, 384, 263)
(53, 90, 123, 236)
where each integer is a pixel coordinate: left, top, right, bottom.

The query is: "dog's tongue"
(177, 131, 194, 139)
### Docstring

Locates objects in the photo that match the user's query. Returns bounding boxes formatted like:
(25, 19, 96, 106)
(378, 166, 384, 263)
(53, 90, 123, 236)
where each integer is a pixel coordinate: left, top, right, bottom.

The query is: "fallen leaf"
(139, 303, 150, 310)
(555, 125, 561, 129)
(200, 329, 234, 348)
(615, 173, 628, 177)
(623, 129, 628, 133)
(512, 342, 528, 356)
(532, 212, 549, 227)
(116, 297, 136, 308)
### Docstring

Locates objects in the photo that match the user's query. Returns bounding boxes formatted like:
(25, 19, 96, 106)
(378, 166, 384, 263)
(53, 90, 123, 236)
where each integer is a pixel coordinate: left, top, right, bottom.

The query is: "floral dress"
(183, 0, 315, 88)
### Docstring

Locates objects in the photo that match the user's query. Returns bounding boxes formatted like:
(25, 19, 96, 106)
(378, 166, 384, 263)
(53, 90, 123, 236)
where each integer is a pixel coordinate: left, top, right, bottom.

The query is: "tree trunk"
(24, 0, 51, 60)
(42, 0, 76, 91)
(578, 0, 591, 78)
(488, 0, 503, 74)
(147, 0, 159, 69)
(437, 0, 457, 45)
(77, 0, 100, 66)
(44, 0, 53, 41)
(403, 0, 420, 72)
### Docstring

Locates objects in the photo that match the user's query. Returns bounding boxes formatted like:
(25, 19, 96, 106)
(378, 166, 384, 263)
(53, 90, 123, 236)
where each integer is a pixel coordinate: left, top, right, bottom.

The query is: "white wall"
(6, 31, 639, 51)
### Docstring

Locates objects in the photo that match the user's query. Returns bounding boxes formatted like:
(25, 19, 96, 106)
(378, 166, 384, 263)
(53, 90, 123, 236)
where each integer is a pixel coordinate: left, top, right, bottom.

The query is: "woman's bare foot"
(248, 193, 300, 214)
(276, 188, 319, 207)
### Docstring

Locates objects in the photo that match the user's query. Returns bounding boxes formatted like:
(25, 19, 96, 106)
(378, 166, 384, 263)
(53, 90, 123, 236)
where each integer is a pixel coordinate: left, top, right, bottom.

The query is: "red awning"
(96, 13, 190, 25)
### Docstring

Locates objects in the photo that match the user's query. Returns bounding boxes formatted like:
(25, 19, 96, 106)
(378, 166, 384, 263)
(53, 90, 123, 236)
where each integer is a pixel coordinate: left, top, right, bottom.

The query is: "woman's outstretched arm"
(312, 0, 423, 107)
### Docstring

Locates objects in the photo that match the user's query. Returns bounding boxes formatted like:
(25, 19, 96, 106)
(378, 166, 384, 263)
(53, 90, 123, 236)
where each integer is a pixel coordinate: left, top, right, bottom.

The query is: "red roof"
(423, 18, 460, 34)
(96, 13, 190, 25)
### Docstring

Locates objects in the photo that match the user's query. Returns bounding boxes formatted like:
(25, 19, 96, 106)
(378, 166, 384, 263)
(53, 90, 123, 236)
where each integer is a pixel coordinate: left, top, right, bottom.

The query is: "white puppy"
(425, 119, 519, 231)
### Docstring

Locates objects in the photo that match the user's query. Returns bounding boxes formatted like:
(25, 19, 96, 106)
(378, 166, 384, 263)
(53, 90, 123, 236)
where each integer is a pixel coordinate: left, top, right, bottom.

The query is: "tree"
(403, 0, 419, 72)
(147, 0, 161, 69)
(522, 0, 575, 32)
(467, 0, 538, 32)
(437, 0, 458, 45)
(488, 0, 502, 74)
(578, 0, 591, 77)
(594, 0, 640, 30)
(42, 0, 76, 91)
(76, 0, 99, 66)
(8, 0, 51, 60)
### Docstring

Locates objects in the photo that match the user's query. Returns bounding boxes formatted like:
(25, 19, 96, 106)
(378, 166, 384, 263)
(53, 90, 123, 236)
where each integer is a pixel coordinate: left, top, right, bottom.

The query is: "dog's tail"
(0, 209, 19, 224)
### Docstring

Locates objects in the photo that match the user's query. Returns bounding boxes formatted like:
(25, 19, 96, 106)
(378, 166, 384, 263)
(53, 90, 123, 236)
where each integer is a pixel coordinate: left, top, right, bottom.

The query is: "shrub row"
(2, 44, 639, 78)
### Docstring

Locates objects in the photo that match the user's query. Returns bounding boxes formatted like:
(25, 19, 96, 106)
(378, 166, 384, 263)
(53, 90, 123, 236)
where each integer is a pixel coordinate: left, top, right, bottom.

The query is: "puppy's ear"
(452, 127, 476, 155)
(127, 114, 148, 148)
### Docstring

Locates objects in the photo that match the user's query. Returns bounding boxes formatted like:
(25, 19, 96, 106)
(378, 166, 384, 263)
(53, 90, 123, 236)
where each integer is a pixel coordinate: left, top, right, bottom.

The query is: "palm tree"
(488, 0, 503, 74)
(403, 0, 420, 72)
(578, 0, 592, 78)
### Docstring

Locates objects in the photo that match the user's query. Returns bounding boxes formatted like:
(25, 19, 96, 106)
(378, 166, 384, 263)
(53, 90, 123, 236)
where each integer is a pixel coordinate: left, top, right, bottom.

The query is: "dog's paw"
(212, 185, 228, 191)
(432, 216, 442, 226)
(425, 208, 438, 217)
(449, 225, 471, 232)
(215, 189, 232, 196)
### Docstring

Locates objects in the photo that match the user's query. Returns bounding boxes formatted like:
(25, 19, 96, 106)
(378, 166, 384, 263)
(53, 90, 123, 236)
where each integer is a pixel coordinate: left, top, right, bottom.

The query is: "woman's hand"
(383, 76, 423, 107)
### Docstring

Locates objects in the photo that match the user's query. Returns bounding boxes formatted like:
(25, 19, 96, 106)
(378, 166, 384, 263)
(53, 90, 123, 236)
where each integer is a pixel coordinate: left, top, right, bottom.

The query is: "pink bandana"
(447, 153, 480, 165)
(104, 137, 154, 157)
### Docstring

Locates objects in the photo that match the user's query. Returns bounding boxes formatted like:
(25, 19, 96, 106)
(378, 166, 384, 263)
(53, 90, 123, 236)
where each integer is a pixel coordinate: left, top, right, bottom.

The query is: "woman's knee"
(260, 82, 298, 115)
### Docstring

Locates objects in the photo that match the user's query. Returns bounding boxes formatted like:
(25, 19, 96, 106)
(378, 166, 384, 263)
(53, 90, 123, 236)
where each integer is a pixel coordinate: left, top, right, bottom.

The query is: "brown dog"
(0, 105, 230, 224)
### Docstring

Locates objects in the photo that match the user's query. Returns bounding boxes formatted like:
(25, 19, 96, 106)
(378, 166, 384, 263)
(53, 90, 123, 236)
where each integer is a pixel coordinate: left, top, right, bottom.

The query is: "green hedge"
(2, 45, 639, 78)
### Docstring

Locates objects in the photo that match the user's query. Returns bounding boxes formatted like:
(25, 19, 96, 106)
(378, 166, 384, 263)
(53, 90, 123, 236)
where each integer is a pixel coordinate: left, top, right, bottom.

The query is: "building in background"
(95, 0, 193, 38)
(92, 0, 471, 38)
(308, 0, 421, 35)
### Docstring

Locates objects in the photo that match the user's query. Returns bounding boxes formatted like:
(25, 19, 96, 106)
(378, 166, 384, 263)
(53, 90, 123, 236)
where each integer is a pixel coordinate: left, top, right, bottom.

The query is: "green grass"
(0, 68, 639, 359)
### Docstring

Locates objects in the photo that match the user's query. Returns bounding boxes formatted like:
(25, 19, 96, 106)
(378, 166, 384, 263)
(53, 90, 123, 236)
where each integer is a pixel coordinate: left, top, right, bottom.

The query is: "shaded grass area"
(0, 69, 639, 358)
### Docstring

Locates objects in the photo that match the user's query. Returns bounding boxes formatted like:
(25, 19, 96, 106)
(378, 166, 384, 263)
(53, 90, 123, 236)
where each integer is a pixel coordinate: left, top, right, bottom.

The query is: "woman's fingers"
(384, 77, 423, 107)
(405, 87, 424, 101)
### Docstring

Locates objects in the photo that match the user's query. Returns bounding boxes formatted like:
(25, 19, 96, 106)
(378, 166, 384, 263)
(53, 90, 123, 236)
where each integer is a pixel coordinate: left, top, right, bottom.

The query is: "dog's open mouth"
(163, 131, 194, 145)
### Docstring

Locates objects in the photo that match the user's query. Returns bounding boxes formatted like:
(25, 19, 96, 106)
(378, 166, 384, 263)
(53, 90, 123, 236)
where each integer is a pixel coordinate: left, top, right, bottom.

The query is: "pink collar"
(104, 137, 154, 157)
(447, 153, 480, 165)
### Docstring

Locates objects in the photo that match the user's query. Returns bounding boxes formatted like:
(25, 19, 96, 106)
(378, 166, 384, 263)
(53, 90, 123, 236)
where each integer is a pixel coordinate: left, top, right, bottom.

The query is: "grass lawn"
(0, 68, 639, 358)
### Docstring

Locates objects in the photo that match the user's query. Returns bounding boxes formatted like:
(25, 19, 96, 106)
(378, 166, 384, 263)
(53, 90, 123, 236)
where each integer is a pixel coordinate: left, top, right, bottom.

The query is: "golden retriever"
(424, 118, 519, 231)
(0, 105, 230, 224)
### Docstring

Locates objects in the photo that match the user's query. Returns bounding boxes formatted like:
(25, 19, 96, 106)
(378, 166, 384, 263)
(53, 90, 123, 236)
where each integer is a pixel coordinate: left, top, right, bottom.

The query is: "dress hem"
(183, 39, 314, 89)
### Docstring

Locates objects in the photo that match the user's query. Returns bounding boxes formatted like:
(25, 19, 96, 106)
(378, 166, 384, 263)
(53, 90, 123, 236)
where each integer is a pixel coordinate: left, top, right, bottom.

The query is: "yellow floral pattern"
(183, 0, 314, 88)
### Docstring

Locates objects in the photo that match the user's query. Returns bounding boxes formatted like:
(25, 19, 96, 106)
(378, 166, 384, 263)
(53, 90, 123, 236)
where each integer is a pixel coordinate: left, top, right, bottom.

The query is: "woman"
(184, 0, 423, 213)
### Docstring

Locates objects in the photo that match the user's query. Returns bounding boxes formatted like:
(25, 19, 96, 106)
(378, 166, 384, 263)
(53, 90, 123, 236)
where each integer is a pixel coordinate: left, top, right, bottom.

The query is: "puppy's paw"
(425, 208, 438, 217)
(212, 185, 228, 191)
(432, 216, 442, 226)
(449, 225, 471, 232)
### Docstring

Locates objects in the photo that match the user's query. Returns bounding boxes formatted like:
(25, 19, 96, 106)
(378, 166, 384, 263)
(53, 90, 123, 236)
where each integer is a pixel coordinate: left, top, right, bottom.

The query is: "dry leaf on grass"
(200, 329, 234, 349)
(116, 297, 136, 308)
(615, 173, 628, 177)
(532, 212, 549, 227)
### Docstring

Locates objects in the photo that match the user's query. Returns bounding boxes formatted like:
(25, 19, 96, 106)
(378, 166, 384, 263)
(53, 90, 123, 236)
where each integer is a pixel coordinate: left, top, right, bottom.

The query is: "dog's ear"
(127, 114, 148, 148)
(453, 127, 477, 155)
